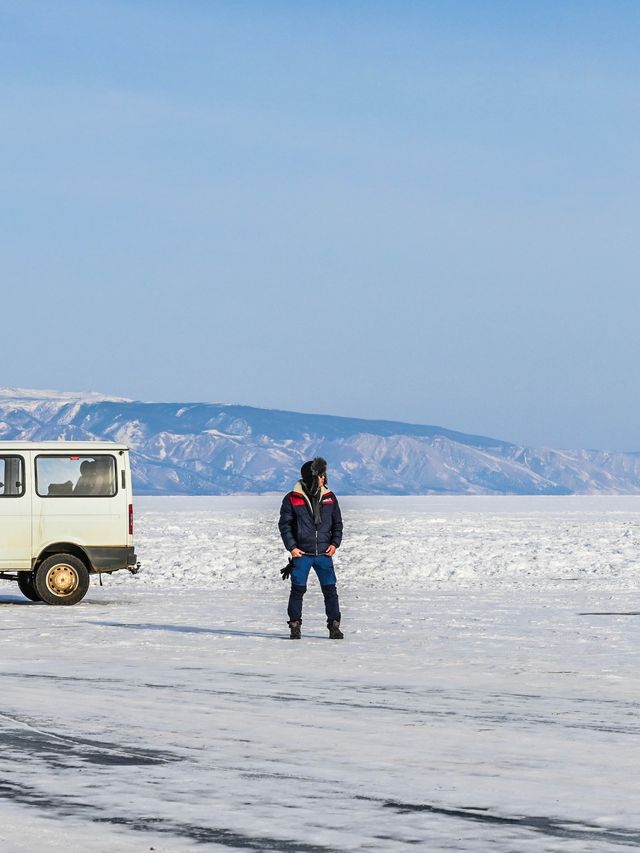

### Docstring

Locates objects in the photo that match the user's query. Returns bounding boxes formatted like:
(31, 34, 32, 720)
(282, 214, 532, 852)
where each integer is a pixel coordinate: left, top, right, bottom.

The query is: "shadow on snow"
(86, 620, 290, 640)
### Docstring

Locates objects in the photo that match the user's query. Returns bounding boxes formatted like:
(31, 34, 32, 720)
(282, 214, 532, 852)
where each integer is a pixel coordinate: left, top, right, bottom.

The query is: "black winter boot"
(289, 620, 301, 640)
(328, 620, 344, 639)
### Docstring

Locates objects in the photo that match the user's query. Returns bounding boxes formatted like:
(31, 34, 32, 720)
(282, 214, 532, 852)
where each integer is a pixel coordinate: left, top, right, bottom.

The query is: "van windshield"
(36, 455, 117, 497)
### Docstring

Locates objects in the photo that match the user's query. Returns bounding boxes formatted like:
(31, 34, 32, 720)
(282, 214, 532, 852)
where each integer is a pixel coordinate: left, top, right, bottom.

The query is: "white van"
(0, 441, 139, 605)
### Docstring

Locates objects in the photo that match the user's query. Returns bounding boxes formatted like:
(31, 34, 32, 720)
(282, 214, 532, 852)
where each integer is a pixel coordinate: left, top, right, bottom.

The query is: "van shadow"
(0, 596, 133, 607)
(86, 620, 289, 640)
(0, 594, 35, 606)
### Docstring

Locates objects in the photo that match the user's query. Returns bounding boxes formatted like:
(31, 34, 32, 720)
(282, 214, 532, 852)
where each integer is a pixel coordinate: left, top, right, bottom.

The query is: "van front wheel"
(34, 555, 90, 606)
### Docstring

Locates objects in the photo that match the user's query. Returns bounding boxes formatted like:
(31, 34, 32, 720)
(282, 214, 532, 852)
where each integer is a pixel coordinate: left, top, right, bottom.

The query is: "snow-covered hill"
(1, 387, 639, 495)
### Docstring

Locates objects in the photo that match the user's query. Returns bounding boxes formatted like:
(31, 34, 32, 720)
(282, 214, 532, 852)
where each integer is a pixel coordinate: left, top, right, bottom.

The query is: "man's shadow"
(0, 599, 302, 638)
(86, 620, 292, 639)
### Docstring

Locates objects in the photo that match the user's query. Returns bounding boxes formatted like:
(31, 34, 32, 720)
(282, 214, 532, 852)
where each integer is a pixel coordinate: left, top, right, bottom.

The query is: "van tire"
(17, 572, 42, 602)
(34, 554, 90, 606)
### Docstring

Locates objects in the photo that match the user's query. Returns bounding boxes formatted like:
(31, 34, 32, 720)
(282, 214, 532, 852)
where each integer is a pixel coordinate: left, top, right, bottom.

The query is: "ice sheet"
(0, 497, 638, 852)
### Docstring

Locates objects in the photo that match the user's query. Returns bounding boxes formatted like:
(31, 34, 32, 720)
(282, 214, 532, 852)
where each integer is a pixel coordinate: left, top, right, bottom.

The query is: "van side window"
(36, 455, 117, 498)
(0, 456, 25, 497)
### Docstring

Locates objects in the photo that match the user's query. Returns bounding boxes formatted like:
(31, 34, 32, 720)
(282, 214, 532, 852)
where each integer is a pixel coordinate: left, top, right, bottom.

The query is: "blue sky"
(2, 1, 639, 450)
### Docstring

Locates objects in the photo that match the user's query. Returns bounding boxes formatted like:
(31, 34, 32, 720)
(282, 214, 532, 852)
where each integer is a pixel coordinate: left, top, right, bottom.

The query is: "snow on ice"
(0, 496, 639, 852)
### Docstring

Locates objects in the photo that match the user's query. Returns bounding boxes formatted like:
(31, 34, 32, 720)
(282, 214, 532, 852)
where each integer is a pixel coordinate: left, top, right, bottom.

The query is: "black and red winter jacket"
(278, 481, 343, 555)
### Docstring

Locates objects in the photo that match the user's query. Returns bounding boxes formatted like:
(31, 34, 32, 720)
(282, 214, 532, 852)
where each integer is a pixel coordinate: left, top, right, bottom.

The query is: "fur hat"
(300, 457, 327, 488)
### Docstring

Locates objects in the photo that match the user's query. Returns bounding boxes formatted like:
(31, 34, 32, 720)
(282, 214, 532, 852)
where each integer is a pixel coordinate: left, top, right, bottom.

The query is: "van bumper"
(85, 546, 138, 574)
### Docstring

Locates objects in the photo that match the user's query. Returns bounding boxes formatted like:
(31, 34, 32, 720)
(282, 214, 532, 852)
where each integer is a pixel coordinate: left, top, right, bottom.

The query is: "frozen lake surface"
(1, 496, 639, 852)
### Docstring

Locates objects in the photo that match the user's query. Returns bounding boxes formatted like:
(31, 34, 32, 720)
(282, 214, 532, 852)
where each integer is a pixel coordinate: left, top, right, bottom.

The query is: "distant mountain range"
(1, 387, 639, 495)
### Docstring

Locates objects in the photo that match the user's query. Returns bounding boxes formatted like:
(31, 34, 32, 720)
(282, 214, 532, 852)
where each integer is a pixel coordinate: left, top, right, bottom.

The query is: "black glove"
(280, 558, 294, 581)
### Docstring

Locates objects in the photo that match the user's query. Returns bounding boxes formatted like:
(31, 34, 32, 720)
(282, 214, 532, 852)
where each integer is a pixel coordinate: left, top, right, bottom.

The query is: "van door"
(0, 453, 31, 569)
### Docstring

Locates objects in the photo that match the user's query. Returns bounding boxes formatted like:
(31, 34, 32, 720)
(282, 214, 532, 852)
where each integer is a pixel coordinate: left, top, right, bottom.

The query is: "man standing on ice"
(278, 457, 344, 640)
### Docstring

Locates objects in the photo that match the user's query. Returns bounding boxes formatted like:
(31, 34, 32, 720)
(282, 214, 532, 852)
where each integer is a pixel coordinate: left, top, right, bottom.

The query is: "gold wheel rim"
(46, 564, 79, 597)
